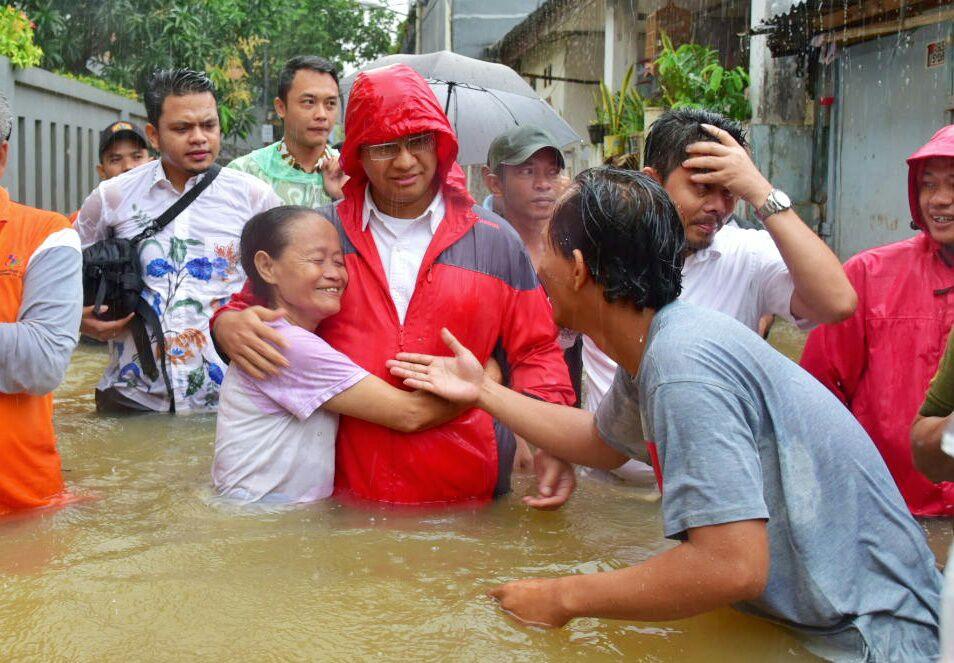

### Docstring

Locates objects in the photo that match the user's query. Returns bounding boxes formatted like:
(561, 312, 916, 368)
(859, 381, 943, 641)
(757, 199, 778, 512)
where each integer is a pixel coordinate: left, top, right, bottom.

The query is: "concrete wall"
(829, 21, 954, 260)
(747, 0, 815, 229)
(452, 0, 546, 59)
(419, 0, 451, 53)
(518, 33, 604, 175)
(0, 56, 147, 215)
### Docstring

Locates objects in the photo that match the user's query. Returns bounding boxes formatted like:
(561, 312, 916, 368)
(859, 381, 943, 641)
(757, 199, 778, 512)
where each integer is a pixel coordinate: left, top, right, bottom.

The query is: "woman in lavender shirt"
(212, 206, 464, 504)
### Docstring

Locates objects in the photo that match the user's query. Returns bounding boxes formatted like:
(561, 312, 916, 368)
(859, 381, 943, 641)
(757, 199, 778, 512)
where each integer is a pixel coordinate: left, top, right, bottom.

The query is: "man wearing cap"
(482, 126, 580, 471)
(98, 121, 153, 181)
(482, 126, 568, 270)
(67, 121, 153, 224)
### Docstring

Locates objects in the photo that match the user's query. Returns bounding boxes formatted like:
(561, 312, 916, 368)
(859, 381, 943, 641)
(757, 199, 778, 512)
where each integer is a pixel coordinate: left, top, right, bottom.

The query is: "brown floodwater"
(0, 324, 921, 660)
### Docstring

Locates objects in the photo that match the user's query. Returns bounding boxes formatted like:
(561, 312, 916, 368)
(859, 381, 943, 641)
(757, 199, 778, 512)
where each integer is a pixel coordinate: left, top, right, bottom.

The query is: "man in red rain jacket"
(802, 125, 954, 516)
(211, 64, 576, 505)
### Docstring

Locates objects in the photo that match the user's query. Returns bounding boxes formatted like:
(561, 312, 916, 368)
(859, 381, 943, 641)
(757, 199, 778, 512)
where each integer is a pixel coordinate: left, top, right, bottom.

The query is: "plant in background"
(0, 6, 43, 68)
(653, 32, 751, 122)
(15, 0, 397, 139)
(596, 64, 642, 136)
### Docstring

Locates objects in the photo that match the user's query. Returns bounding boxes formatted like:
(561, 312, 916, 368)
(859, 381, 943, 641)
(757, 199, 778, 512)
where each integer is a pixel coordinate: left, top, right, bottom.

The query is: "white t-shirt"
(212, 319, 368, 504)
(582, 224, 811, 412)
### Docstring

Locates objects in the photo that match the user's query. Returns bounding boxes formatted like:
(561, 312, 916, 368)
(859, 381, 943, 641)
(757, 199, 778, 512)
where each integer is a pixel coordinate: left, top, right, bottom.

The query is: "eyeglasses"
(362, 133, 435, 161)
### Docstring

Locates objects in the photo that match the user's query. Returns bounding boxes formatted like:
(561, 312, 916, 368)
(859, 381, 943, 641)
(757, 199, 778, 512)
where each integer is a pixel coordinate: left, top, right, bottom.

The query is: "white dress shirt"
(75, 159, 282, 412)
(582, 223, 811, 412)
(362, 186, 445, 324)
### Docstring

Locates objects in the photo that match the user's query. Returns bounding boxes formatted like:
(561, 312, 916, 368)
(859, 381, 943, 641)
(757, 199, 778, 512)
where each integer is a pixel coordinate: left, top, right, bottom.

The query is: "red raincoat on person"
(212, 65, 574, 504)
(801, 126, 954, 517)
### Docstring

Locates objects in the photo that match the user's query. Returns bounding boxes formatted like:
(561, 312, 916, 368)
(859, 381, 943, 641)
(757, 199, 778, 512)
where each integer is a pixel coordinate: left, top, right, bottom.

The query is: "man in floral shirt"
(76, 69, 281, 413)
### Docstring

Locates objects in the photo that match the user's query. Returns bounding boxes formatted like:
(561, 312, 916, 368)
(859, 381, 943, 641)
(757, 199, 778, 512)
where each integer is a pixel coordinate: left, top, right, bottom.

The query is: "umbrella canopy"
(340, 52, 581, 166)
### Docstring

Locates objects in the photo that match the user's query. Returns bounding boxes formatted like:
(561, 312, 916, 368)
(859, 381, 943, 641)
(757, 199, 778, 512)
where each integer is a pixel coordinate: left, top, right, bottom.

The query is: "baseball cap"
(99, 121, 149, 158)
(487, 125, 565, 172)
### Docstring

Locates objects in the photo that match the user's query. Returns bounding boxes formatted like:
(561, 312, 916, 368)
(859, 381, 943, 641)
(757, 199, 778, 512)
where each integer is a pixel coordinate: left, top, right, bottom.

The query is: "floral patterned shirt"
(75, 159, 282, 412)
(227, 141, 339, 208)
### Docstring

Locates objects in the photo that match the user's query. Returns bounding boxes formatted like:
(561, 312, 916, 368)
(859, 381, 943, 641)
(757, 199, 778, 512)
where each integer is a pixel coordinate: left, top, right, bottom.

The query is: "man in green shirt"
(228, 55, 346, 206)
(912, 327, 954, 482)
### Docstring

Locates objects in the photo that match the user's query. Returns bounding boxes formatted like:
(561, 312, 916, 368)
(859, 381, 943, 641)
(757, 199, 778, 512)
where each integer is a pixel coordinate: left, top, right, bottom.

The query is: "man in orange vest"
(0, 92, 82, 514)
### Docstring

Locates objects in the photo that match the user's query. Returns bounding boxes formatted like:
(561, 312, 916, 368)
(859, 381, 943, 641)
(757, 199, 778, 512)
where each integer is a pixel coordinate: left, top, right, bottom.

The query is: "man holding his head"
(75, 68, 281, 413)
(229, 55, 346, 206)
(387, 167, 941, 661)
(0, 92, 82, 513)
(580, 109, 856, 413)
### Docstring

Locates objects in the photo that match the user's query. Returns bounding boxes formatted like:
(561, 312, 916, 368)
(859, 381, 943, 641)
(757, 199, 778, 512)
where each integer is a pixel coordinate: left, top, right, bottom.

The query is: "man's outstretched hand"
(387, 328, 484, 405)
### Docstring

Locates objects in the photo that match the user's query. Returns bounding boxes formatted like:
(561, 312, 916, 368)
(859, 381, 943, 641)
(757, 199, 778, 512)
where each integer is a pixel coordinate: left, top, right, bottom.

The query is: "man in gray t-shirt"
(386, 166, 942, 661)
(597, 300, 941, 660)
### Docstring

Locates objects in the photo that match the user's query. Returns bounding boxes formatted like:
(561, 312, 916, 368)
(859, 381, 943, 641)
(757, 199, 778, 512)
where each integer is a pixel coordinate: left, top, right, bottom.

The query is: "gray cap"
(487, 125, 565, 172)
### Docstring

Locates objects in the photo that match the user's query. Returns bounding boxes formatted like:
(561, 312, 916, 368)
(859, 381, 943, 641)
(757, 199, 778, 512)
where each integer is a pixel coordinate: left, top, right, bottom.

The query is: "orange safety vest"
(0, 187, 70, 514)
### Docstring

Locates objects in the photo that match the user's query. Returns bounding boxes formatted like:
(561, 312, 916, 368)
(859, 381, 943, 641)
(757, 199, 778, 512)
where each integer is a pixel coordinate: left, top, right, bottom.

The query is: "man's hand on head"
(214, 306, 290, 380)
(682, 123, 773, 208)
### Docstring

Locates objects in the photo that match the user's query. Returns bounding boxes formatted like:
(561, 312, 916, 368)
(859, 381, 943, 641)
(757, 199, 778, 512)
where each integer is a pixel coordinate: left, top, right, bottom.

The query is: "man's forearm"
(761, 208, 856, 323)
(477, 379, 627, 469)
(557, 531, 766, 622)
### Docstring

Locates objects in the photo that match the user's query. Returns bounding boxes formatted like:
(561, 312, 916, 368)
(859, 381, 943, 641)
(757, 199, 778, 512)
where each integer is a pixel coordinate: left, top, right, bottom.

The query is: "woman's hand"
(387, 328, 484, 405)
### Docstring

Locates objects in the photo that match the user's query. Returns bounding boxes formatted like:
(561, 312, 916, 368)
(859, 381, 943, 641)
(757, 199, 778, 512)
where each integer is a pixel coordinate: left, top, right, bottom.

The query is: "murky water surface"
(0, 325, 873, 661)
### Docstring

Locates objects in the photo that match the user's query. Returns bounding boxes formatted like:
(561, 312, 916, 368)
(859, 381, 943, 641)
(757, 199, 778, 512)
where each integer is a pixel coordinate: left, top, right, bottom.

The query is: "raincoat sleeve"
(799, 257, 868, 406)
(499, 283, 576, 406)
(209, 280, 267, 362)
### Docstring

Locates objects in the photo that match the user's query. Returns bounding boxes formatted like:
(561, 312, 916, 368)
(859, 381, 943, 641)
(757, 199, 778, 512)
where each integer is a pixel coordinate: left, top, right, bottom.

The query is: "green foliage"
(595, 64, 644, 136)
(15, 0, 397, 138)
(0, 6, 43, 68)
(55, 70, 138, 100)
(653, 33, 751, 122)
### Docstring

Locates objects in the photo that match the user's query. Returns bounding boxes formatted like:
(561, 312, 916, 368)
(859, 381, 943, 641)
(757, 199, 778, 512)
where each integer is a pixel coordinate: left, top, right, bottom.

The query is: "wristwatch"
(754, 189, 792, 222)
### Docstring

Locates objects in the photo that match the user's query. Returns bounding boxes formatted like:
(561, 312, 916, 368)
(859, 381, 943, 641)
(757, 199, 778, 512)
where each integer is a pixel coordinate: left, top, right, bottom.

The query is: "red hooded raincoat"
(213, 65, 574, 504)
(801, 125, 954, 516)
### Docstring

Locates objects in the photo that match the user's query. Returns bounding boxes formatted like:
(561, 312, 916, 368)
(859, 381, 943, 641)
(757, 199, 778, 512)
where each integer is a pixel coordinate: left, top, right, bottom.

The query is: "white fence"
(0, 56, 147, 215)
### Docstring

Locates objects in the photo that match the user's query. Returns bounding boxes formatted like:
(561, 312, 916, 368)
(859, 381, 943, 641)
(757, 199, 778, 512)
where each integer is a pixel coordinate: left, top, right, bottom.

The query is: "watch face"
(773, 190, 792, 208)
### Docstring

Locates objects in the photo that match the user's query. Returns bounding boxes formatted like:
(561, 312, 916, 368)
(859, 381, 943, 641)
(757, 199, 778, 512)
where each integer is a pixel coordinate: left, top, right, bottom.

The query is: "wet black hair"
(240, 205, 318, 301)
(644, 108, 747, 181)
(144, 69, 216, 127)
(548, 167, 684, 310)
(278, 56, 339, 102)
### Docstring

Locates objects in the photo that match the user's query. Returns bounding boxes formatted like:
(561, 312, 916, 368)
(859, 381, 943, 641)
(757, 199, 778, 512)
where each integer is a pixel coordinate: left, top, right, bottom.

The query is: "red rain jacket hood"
(213, 64, 574, 504)
(339, 64, 473, 209)
(802, 126, 954, 516)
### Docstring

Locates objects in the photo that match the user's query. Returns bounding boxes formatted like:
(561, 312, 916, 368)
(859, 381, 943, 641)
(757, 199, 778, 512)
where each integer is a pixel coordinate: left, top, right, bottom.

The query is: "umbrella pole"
(444, 82, 456, 116)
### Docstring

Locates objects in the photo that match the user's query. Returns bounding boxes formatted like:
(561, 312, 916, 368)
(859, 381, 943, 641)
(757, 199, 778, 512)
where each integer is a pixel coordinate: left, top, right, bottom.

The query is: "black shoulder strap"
(131, 164, 222, 245)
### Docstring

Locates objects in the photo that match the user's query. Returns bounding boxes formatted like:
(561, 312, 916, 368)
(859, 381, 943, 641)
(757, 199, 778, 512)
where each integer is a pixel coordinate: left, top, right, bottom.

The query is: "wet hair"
(144, 69, 216, 127)
(644, 108, 747, 181)
(278, 56, 339, 102)
(548, 167, 684, 310)
(0, 93, 11, 142)
(240, 205, 317, 301)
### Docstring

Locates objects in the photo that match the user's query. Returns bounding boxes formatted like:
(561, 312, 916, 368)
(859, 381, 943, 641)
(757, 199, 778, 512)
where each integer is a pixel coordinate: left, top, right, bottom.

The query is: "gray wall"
(417, 0, 545, 58)
(829, 22, 953, 260)
(420, 0, 450, 53)
(452, 0, 546, 59)
(0, 56, 147, 215)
